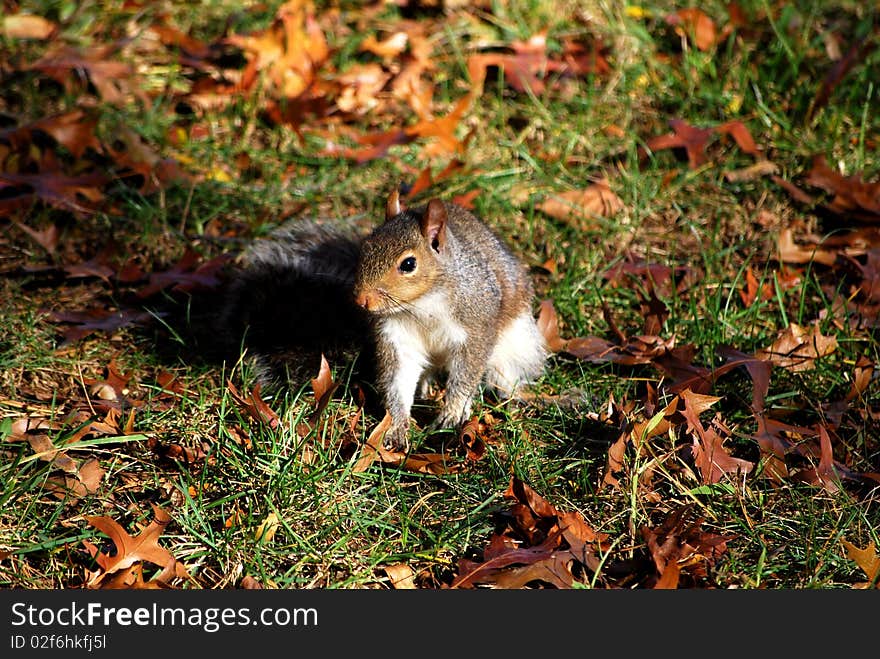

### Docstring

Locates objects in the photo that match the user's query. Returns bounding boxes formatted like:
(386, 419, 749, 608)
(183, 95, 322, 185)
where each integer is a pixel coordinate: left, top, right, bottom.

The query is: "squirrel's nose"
(355, 291, 371, 309)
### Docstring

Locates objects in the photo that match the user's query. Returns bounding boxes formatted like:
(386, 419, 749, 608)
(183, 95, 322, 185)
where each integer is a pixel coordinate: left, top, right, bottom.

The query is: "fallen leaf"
(0, 171, 108, 217)
(665, 8, 717, 52)
(756, 322, 838, 371)
(360, 31, 409, 58)
(46, 307, 154, 347)
(352, 412, 392, 473)
(383, 563, 417, 589)
(27, 435, 77, 473)
(136, 249, 230, 299)
(227, 381, 281, 430)
(536, 299, 567, 353)
(776, 228, 838, 267)
(310, 354, 338, 416)
(537, 179, 625, 230)
(14, 221, 59, 254)
(459, 417, 487, 461)
(254, 512, 280, 543)
(84, 504, 186, 588)
(240, 575, 264, 589)
(841, 539, 880, 587)
(28, 44, 137, 104)
(1, 14, 57, 40)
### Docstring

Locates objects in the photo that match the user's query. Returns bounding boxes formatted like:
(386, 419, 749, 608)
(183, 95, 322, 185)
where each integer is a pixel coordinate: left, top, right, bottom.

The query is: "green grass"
(1, 0, 879, 589)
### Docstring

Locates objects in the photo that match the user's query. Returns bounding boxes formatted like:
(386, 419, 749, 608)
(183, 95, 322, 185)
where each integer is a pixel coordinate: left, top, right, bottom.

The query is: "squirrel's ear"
(385, 189, 402, 222)
(421, 199, 447, 252)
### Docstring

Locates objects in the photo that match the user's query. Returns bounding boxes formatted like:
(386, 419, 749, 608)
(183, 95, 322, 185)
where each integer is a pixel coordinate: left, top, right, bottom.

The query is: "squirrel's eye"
(399, 256, 417, 273)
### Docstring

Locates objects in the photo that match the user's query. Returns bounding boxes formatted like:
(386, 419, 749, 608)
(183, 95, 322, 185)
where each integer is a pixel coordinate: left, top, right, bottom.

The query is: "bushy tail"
(184, 221, 372, 387)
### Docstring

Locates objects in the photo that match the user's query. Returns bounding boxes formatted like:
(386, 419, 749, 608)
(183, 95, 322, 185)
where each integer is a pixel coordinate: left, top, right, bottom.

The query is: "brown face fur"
(353, 210, 443, 314)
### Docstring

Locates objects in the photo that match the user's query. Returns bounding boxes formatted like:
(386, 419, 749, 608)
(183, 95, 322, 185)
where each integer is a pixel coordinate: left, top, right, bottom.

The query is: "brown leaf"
(383, 563, 417, 589)
(352, 412, 392, 473)
(645, 119, 714, 168)
(28, 44, 136, 104)
(378, 449, 463, 475)
(756, 322, 838, 371)
(239, 575, 264, 589)
(2, 14, 57, 40)
(227, 381, 281, 430)
(84, 504, 186, 588)
(14, 221, 59, 254)
(536, 299, 567, 353)
(796, 425, 842, 494)
(536, 179, 625, 230)
(96, 563, 168, 590)
(776, 227, 838, 267)
(642, 119, 762, 169)
(467, 32, 551, 95)
(805, 155, 880, 218)
(46, 307, 154, 347)
(505, 476, 558, 519)
(641, 506, 732, 588)
(76, 458, 105, 493)
(665, 8, 717, 52)
(841, 539, 880, 587)
(716, 120, 761, 156)
(27, 435, 77, 473)
(310, 354, 338, 414)
(459, 417, 487, 461)
(0, 171, 108, 217)
(683, 410, 754, 484)
(136, 249, 230, 299)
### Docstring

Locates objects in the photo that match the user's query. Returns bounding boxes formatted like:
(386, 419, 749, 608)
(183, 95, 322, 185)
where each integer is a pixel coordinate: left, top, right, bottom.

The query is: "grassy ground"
(1, 0, 878, 589)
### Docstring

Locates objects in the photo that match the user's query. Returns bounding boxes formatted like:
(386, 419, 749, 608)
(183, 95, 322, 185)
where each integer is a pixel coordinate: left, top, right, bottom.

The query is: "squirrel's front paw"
(383, 422, 410, 453)
(431, 403, 472, 432)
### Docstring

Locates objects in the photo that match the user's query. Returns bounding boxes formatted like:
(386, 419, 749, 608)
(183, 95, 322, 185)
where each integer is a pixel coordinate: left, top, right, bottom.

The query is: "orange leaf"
(665, 8, 717, 52)
(536, 180, 624, 230)
(841, 539, 880, 587)
(84, 504, 185, 588)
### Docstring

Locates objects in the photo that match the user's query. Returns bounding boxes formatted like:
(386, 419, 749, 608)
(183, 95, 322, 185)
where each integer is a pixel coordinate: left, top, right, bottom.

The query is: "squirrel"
(353, 191, 547, 451)
(193, 190, 547, 451)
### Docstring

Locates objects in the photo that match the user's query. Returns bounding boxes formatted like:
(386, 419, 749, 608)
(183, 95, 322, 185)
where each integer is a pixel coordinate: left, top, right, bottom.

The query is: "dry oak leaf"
(27, 44, 137, 104)
(84, 504, 187, 589)
(841, 539, 880, 588)
(0, 171, 108, 217)
(756, 322, 837, 372)
(352, 412, 463, 475)
(537, 179, 625, 230)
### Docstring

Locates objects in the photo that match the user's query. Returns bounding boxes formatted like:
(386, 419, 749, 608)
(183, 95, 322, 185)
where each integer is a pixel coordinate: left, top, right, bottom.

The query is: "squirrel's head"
(353, 191, 447, 314)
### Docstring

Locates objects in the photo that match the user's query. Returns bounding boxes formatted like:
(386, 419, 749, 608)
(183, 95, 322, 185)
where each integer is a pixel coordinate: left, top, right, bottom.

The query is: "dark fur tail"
(176, 221, 372, 388)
